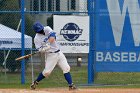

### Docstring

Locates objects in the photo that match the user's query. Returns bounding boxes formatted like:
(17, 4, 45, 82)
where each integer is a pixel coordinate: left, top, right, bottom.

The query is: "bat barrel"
(15, 51, 39, 61)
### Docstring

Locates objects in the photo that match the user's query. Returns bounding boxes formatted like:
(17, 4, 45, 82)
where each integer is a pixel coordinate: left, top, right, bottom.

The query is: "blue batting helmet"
(33, 22, 44, 33)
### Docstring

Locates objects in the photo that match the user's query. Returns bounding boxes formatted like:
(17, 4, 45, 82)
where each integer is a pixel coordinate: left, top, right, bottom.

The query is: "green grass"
(1, 66, 140, 88)
(0, 66, 88, 88)
(94, 72, 140, 85)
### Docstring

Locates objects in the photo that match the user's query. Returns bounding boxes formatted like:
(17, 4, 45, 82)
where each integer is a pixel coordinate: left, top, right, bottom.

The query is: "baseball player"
(30, 22, 77, 90)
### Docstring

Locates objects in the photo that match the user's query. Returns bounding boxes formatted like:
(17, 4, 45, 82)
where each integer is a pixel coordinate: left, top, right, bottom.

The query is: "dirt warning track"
(0, 88, 140, 93)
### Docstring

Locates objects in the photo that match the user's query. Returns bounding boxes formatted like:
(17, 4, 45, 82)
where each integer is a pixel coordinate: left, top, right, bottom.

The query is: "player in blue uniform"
(30, 22, 76, 90)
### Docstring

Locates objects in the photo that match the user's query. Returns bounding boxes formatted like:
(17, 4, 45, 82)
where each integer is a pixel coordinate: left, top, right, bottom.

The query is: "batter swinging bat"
(15, 51, 39, 61)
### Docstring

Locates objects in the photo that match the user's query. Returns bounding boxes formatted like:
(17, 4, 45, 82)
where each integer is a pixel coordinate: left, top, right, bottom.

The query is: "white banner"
(0, 38, 32, 49)
(53, 15, 89, 53)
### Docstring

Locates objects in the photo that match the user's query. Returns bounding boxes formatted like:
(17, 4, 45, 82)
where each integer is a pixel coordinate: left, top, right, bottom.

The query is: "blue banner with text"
(95, 0, 140, 72)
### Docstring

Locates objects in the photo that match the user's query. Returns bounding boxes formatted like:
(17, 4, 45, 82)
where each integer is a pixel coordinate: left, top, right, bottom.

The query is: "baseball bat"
(15, 51, 39, 61)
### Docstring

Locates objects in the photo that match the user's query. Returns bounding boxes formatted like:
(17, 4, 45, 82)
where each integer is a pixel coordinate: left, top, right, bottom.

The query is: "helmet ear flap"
(33, 22, 44, 33)
(37, 29, 45, 35)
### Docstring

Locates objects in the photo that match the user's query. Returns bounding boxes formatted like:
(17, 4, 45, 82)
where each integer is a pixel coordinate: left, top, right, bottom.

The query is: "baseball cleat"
(69, 83, 77, 91)
(30, 81, 38, 90)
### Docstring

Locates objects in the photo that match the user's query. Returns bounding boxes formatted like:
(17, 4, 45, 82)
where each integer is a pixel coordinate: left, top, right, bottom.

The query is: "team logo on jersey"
(60, 23, 83, 41)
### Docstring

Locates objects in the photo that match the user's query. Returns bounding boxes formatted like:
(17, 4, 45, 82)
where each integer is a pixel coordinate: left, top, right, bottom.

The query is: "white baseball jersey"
(34, 26, 70, 76)
(34, 26, 59, 53)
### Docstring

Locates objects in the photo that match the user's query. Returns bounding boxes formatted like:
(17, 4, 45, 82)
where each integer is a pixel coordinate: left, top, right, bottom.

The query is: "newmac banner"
(53, 15, 89, 53)
(96, 0, 140, 72)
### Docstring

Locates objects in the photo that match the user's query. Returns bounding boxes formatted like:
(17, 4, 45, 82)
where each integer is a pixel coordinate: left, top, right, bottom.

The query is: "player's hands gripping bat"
(15, 51, 39, 61)
(15, 43, 50, 61)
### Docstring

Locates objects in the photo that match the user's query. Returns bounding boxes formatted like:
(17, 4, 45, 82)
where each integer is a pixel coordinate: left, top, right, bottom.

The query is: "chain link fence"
(0, 0, 89, 87)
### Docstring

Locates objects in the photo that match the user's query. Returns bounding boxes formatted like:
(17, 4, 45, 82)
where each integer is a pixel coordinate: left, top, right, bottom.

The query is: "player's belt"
(50, 50, 60, 53)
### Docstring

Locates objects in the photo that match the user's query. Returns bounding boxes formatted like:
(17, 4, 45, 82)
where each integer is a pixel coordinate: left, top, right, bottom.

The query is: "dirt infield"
(0, 88, 140, 93)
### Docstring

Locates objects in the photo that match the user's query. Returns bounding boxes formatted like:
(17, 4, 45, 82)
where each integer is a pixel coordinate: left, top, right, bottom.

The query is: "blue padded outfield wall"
(95, 0, 140, 72)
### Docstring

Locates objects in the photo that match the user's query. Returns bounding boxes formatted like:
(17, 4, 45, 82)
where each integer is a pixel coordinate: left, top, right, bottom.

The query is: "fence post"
(88, 0, 94, 84)
(21, 0, 25, 84)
